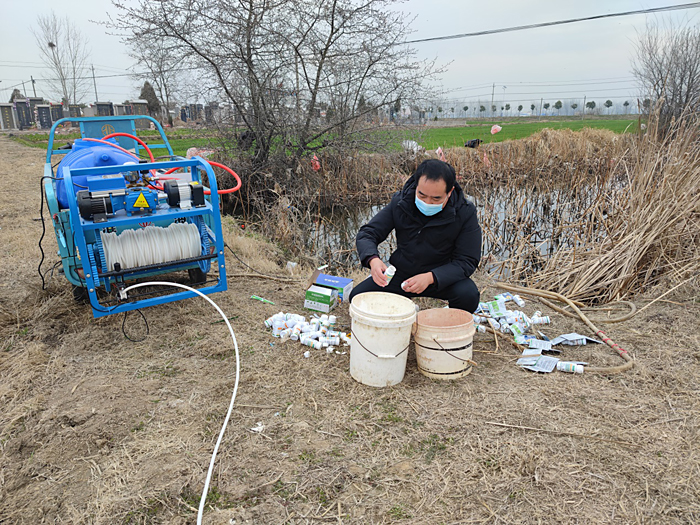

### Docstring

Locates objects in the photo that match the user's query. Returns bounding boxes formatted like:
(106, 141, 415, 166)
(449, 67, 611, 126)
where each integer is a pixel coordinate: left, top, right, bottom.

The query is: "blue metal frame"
(46, 115, 174, 160)
(43, 116, 228, 318)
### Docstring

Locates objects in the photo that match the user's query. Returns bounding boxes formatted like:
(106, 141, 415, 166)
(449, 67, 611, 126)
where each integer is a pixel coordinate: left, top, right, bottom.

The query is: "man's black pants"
(348, 267, 480, 313)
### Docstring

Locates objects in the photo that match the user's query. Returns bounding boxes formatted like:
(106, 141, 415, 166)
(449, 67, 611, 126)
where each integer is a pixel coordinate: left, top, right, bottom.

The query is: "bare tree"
(33, 11, 92, 105)
(129, 39, 182, 125)
(110, 0, 438, 168)
(632, 20, 700, 132)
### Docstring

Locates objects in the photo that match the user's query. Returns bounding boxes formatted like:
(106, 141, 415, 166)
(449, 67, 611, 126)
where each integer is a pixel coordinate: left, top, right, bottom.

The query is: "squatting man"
(349, 159, 482, 312)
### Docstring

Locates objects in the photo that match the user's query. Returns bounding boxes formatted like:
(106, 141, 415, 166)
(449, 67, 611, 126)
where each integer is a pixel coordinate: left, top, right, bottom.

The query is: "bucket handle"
(351, 329, 409, 360)
(430, 338, 478, 367)
(425, 331, 475, 344)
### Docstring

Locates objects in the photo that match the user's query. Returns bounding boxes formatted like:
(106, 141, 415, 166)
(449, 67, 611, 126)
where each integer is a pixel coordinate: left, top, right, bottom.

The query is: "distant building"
(0, 104, 17, 130)
(13, 98, 33, 129)
(95, 102, 114, 116)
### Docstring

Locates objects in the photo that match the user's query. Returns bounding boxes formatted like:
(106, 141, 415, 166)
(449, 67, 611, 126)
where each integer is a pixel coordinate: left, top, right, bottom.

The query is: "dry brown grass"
(2, 134, 700, 524)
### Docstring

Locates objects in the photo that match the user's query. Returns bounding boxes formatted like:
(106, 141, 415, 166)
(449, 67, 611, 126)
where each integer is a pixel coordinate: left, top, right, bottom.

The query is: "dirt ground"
(0, 135, 698, 524)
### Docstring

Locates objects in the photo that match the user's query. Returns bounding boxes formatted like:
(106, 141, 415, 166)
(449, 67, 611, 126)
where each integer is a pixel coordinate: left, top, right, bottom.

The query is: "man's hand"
(369, 258, 388, 287)
(401, 272, 434, 294)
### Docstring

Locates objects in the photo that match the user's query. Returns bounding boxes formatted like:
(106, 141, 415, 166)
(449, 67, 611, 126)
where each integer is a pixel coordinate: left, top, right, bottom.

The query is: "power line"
(1, 67, 202, 90)
(0, 63, 131, 74)
(405, 2, 700, 44)
(509, 75, 635, 83)
(440, 86, 639, 100)
(501, 79, 636, 87)
(446, 80, 637, 96)
(0, 60, 47, 66)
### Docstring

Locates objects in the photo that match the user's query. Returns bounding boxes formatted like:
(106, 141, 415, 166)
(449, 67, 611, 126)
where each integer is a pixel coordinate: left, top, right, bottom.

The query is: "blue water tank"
(55, 139, 136, 209)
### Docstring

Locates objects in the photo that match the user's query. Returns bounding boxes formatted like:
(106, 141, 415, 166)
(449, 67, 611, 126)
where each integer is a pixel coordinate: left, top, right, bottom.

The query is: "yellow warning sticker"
(133, 192, 150, 208)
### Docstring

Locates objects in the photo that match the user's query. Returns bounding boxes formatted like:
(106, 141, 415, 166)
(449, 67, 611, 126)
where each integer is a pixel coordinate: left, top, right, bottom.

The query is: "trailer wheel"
(72, 285, 89, 303)
(188, 268, 207, 284)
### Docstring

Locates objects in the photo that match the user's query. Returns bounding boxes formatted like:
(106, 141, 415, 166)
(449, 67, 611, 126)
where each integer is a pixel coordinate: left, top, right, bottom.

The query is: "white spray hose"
(120, 281, 239, 525)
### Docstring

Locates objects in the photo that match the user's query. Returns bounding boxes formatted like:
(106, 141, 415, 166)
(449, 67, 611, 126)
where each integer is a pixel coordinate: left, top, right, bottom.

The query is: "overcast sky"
(1, 0, 697, 112)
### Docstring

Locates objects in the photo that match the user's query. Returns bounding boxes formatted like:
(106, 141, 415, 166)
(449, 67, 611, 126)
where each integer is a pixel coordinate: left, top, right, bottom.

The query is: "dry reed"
(214, 123, 697, 304)
(530, 118, 700, 303)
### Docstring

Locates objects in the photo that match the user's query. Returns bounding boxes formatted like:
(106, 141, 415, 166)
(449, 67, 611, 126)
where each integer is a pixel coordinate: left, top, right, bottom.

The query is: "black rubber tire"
(72, 285, 89, 303)
(188, 268, 207, 284)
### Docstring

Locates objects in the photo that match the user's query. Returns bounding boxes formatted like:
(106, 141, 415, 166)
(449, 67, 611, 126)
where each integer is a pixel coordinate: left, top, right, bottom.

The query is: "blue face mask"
(415, 195, 447, 216)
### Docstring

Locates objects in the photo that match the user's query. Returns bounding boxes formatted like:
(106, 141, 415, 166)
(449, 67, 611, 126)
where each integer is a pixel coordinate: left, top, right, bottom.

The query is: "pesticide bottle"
(384, 265, 396, 283)
(557, 361, 584, 374)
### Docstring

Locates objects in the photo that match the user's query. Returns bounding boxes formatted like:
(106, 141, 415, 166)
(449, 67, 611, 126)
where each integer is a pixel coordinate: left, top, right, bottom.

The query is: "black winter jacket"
(356, 174, 482, 291)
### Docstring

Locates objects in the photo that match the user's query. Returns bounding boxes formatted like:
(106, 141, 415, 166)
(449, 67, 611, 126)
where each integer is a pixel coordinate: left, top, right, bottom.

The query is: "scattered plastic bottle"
(557, 361, 584, 374)
(320, 336, 340, 346)
(272, 319, 286, 336)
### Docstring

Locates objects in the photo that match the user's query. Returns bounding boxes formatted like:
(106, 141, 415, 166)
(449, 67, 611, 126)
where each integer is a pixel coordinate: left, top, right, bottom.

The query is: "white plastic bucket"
(349, 292, 417, 387)
(413, 308, 475, 380)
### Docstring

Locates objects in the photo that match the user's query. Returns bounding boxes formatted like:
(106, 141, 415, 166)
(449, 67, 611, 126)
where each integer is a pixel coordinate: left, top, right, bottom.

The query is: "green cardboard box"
(303, 266, 353, 313)
(304, 284, 338, 313)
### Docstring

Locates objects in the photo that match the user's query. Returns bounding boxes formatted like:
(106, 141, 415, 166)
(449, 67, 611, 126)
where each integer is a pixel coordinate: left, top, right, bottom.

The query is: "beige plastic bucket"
(413, 308, 475, 380)
(349, 292, 417, 387)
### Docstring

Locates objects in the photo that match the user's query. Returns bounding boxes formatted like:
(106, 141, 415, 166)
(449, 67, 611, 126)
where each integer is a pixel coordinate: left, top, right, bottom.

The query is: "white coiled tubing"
(101, 222, 202, 271)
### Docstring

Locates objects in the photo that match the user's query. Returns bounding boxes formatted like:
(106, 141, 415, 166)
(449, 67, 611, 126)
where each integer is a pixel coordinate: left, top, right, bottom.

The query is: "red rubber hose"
(82, 137, 141, 161)
(162, 161, 241, 195)
(82, 137, 157, 178)
(205, 161, 242, 194)
(101, 132, 155, 162)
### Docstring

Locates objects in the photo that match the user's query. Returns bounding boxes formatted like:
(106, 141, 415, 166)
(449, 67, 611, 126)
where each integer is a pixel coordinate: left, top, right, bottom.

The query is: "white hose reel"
(100, 222, 202, 272)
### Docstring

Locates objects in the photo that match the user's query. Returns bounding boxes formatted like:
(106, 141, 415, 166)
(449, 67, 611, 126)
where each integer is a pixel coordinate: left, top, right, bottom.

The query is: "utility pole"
(21, 80, 27, 97)
(490, 83, 495, 117)
(582, 95, 586, 121)
(539, 98, 543, 120)
(30, 76, 37, 97)
(91, 64, 98, 103)
(294, 52, 300, 123)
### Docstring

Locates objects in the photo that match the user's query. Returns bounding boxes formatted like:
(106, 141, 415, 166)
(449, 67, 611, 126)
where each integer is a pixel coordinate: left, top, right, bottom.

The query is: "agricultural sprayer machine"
(42, 115, 241, 317)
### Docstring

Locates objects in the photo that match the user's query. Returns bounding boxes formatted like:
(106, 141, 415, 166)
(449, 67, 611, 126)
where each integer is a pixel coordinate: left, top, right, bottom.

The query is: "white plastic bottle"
(272, 318, 286, 337)
(557, 362, 584, 374)
(385, 265, 396, 283)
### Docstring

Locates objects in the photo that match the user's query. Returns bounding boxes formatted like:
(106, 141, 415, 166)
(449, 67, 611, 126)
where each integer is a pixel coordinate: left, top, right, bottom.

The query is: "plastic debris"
(557, 361, 585, 374)
(265, 311, 350, 356)
(491, 124, 502, 135)
(250, 421, 265, 433)
(529, 339, 553, 351)
(251, 294, 275, 305)
(517, 355, 559, 373)
(472, 293, 597, 375)
(186, 147, 215, 159)
(551, 333, 602, 346)
(402, 140, 423, 155)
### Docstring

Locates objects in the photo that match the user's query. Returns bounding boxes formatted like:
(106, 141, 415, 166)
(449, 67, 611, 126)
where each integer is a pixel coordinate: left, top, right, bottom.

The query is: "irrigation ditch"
(215, 123, 698, 305)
